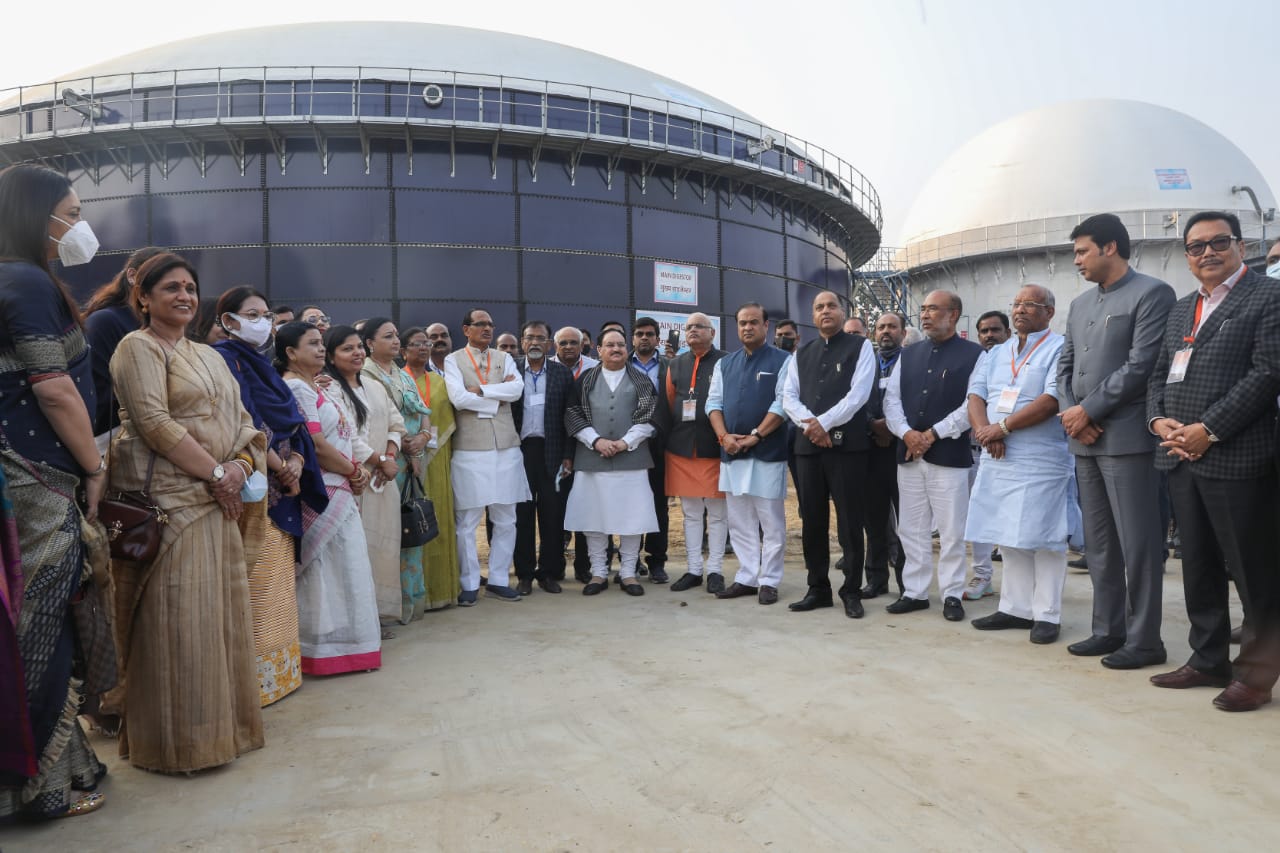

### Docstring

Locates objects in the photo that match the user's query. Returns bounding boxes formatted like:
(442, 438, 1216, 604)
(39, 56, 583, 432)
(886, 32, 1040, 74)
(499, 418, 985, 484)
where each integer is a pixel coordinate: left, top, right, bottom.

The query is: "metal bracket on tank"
(403, 127, 414, 176)
(566, 142, 585, 186)
(311, 126, 329, 175)
(527, 136, 542, 182)
(133, 132, 169, 180)
(358, 125, 371, 175)
(221, 129, 247, 176)
(267, 128, 287, 175)
(103, 146, 134, 182)
(179, 133, 207, 178)
(605, 151, 623, 190)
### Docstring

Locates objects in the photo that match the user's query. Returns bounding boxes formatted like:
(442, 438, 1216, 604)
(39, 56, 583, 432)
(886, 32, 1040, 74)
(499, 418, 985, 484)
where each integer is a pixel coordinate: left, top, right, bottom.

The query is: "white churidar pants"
(897, 460, 971, 602)
(725, 493, 786, 589)
(680, 496, 727, 577)
(997, 546, 1067, 623)
(586, 533, 643, 580)
(456, 503, 517, 591)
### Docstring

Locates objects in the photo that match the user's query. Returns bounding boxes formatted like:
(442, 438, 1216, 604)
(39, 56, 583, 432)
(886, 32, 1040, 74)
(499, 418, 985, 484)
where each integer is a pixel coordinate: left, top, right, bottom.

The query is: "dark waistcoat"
(666, 347, 722, 459)
(895, 334, 982, 468)
(718, 344, 790, 464)
(794, 331, 869, 455)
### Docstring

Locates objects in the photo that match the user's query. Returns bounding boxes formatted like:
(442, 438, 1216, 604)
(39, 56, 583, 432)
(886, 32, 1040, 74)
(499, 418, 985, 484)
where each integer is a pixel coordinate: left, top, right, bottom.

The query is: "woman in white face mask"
(0, 164, 108, 818)
(211, 286, 329, 706)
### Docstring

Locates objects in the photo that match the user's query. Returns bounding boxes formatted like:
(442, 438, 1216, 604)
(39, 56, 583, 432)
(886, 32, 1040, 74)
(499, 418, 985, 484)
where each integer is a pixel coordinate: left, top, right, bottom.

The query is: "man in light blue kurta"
(965, 285, 1072, 644)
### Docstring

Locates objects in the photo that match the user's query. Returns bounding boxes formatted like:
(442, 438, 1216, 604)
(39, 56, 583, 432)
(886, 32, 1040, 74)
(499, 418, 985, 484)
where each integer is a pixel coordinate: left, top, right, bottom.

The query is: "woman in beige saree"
(108, 253, 265, 773)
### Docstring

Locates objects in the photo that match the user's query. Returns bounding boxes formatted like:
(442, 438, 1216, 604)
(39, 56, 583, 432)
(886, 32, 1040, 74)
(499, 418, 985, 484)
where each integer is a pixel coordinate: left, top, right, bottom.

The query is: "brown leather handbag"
(99, 450, 166, 563)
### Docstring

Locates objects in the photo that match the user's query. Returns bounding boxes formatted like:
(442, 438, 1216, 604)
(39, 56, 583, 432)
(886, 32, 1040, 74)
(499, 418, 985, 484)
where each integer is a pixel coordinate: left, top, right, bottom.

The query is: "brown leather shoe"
(715, 582, 758, 600)
(1213, 680, 1273, 712)
(758, 585, 779, 605)
(1149, 664, 1232, 690)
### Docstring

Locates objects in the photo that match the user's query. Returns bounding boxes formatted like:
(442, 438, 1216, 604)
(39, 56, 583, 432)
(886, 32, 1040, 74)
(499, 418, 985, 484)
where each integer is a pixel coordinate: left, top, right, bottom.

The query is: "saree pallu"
(298, 484, 381, 675)
(412, 370, 460, 610)
(238, 500, 302, 706)
(0, 450, 104, 819)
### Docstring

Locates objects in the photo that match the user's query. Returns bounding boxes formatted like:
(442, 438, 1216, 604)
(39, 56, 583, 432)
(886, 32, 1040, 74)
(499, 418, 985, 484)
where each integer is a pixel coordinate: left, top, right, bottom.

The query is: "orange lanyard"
(573, 360, 583, 379)
(1183, 295, 1205, 344)
(687, 353, 703, 397)
(464, 347, 492, 385)
(1010, 333, 1049, 379)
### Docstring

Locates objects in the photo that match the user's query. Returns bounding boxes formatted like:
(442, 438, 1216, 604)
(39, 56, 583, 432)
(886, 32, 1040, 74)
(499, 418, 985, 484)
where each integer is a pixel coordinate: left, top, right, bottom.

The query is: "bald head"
(684, 312, 715, 354)
(554, 326, 585, 366)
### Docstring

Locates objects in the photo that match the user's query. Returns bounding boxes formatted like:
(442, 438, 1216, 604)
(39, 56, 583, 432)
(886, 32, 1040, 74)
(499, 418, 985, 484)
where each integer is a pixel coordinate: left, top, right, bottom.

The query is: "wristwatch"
(750, 428, 762, 439)
(210, 463, 226, 483)
(378, 454, 390, 463)
(1205, 427, 1221, 443)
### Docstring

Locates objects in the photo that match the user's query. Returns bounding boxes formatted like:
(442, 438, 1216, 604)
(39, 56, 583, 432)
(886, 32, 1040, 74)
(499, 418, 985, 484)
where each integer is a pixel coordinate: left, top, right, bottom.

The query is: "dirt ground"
(5, 489, 1278, 852)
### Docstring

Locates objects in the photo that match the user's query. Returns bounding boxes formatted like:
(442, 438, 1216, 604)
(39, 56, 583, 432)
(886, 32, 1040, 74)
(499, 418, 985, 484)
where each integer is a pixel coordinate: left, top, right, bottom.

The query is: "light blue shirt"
(706, 355, 790, 500)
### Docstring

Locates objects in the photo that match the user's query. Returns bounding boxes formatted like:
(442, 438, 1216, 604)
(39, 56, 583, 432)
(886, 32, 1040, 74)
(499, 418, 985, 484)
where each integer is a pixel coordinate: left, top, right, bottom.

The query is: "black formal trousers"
(641, 433, 669, 570)
(1167, 466, 1280, 690)
(863, 443, 904, 592)
(795, 450, 868, 598)
(514, 438, 567, 582)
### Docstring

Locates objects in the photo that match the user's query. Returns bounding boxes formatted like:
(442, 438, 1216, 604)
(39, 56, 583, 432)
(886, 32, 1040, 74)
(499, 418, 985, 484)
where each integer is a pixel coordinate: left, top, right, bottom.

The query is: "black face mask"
(776, 336, 797, 352)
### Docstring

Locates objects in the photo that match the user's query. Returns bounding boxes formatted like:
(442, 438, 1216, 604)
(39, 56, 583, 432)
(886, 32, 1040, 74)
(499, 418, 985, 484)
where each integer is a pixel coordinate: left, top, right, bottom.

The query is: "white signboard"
(638, 310, 723, 354)
(653, 262, 698, 305)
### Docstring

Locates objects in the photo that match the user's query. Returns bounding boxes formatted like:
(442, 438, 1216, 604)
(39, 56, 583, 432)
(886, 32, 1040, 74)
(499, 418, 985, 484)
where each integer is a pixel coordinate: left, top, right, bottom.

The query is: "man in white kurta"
(444, 309, 532, 604)
(966, 285, 1072, 644)
(706, 303, 791, 606)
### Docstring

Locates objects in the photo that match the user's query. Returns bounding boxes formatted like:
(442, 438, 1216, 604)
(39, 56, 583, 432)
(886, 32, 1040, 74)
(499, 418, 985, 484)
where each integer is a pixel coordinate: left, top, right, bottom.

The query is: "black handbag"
(400, 473, 438, 547)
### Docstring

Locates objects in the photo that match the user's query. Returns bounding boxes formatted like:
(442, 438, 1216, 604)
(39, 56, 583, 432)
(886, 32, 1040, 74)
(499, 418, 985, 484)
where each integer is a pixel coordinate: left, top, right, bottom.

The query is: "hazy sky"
(2, 0, 1275, 246)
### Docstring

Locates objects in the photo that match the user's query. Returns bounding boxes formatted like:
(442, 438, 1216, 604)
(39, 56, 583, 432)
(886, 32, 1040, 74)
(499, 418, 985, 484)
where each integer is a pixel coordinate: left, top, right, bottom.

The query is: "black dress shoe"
(706, 573, 725, 595)
(1067, 556, 1088, 570)
(536, 577, 562, 594)
(758, 585, 778, 605)
(834, 556, 847, 572)
(971, 611, 1034, 630)
(582, 580, 607, 596)
(859, 583, 889, 600)
(1150, 664, 1232, 689)
(1101, 646, 1167, 670)
(619, 579, 645, 596)
(788, 590, 834, 611)
(575, 569, 592, 584)
(649, 566, 669, 584)
(716, 582, 758, 599)
(886, 596, 930, 615)
(942, 596, 964, 622)
(670, 572, 703, 592)
(1066, 634, 1124, 656)
(516, 578, 533, 596)
(1029, 621, 1060, 644)
(843, 596, 865, 619)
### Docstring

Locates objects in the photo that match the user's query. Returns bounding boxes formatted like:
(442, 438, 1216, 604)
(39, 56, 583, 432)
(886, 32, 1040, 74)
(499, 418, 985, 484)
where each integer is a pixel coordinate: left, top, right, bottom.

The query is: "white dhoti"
(997, 547, 1067, 624)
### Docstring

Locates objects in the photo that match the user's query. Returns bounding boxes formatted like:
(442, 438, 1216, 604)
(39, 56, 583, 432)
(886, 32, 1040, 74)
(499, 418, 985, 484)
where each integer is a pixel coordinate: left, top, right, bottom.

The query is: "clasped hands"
(1060, 405, 1103, 446)
(208, 462, 246, 521)
(720, 433, 761, 455)
(970, 423, 1006, 460)
(1151, 417, 1212, 461)
(592, 437, 629, 458)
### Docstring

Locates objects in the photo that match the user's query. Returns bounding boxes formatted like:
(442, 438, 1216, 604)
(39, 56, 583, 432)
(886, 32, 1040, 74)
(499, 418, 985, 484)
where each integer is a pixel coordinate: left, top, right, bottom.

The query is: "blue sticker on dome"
(1155, 169, 1191, 190)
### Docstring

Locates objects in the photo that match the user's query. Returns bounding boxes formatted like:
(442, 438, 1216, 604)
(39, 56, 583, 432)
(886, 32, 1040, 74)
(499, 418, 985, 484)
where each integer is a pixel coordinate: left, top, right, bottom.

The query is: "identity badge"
(1167, 348, 1192, 384)
(996, 386, 1019, 414)
(682, 399, 697, 422)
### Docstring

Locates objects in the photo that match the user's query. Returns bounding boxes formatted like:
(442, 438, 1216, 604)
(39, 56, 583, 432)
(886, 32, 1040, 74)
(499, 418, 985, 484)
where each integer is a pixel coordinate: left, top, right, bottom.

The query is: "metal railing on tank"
(0, 65, 881, 231)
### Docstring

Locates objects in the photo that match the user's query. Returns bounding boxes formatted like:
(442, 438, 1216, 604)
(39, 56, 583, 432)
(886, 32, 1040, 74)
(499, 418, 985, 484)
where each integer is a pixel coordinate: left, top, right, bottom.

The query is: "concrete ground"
(4, 526, 1278, 851)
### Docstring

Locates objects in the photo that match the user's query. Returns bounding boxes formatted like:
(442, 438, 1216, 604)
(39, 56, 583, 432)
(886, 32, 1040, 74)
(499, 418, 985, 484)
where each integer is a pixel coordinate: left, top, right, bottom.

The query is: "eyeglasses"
(405, 340, 431, 348)
(237, 311, 275, 323)
(1010, 301, 1049, 311)
(304, 315, 331, 326)
(684, 324, 712, 332)
(522, 335, 549, 343)
(1184, 235, 1238, 256)
(465, 320, 494, 328)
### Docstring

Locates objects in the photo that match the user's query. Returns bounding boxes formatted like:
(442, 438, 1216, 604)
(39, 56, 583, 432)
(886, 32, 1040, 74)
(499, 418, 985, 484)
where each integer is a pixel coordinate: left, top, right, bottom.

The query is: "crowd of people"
(2, 159, 1279, 823)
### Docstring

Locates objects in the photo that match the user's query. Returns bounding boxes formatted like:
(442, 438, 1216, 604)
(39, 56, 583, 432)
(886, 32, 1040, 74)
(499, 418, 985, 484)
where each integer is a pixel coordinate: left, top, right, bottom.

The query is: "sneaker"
(962, 576, 994, 601)
(457, 589, 478, 607)
(486, 585, 521, 602)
